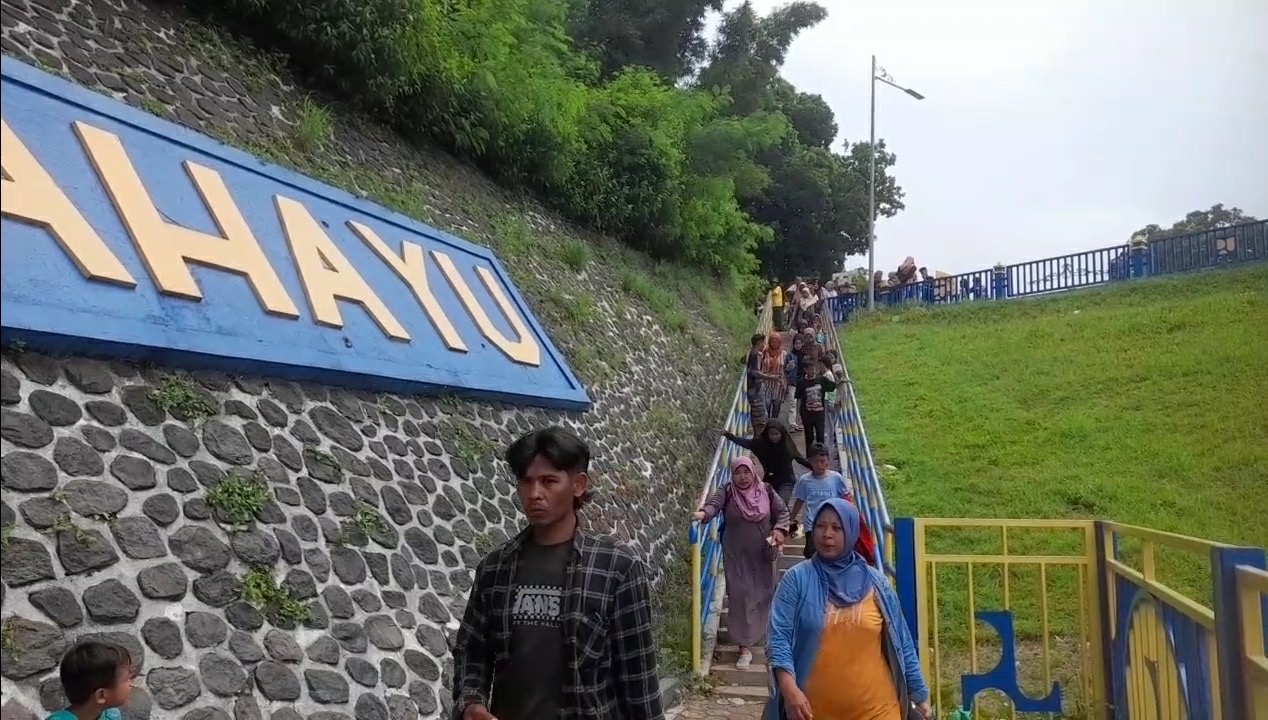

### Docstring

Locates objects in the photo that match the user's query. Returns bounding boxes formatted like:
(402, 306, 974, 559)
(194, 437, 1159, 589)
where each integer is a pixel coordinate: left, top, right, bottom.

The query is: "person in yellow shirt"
(770, 281, 786, 331)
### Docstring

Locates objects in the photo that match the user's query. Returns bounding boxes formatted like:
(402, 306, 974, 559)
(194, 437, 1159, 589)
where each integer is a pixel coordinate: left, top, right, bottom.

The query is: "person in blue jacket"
(765, 498, 931, 720)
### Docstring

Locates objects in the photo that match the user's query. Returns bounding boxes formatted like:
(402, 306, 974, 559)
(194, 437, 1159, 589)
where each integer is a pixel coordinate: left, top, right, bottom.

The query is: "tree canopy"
(1136, 204, 1260, 240)
(203, 0, 904, 283)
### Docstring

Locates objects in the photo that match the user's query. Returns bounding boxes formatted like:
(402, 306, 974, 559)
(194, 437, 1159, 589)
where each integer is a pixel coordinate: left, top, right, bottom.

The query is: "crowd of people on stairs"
(701, 282, 930, 719)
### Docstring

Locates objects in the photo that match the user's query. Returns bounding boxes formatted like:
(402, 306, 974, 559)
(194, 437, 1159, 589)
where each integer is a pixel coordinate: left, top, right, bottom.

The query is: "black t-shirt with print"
(491, 539, 571, 720)
(796, 375, 836, 413)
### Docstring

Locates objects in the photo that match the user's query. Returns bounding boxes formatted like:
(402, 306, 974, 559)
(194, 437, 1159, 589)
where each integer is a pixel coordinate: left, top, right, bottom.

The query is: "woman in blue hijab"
(765, 499, 931, 720)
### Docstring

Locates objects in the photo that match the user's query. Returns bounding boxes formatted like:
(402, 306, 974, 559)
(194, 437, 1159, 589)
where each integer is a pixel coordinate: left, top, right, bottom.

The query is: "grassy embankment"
(843, 264, 1268, 713)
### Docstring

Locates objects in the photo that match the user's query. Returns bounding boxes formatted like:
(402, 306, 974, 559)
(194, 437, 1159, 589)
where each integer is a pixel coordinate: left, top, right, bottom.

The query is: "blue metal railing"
(1009, 243, 1129, 297)
(828, 220, 1267, 320)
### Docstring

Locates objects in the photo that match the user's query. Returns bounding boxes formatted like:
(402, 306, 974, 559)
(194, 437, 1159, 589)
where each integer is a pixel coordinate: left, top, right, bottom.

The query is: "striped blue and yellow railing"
(823, 317, 893, 574)
(1236, 565, 1268, 716)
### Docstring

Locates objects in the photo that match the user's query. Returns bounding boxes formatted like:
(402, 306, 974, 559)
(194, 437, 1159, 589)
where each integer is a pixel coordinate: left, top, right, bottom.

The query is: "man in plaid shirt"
(452, 427, 665, 720)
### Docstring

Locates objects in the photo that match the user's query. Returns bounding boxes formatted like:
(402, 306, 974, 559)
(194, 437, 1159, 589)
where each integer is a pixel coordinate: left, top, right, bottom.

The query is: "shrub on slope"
(189, 0, 782, 277)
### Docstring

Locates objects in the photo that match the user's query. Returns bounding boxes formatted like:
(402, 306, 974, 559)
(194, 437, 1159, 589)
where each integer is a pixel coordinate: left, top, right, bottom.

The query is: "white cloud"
(733, 0, 1268, 274)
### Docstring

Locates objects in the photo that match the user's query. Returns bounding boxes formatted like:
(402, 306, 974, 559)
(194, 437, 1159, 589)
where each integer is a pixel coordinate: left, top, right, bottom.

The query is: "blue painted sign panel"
(0, 57, 589, 410)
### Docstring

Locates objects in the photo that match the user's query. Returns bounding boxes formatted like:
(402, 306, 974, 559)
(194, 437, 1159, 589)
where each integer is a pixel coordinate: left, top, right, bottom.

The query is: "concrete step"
(712, 662, 769, 688)
(714, 685, 770, 701)
(715, 644, 766, 665)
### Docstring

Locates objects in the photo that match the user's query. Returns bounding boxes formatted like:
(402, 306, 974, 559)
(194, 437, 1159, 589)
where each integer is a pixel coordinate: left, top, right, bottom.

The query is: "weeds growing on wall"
(241, 567, 312, 625)
(206, 471, 271, 525)
(150, 375, 218, 422)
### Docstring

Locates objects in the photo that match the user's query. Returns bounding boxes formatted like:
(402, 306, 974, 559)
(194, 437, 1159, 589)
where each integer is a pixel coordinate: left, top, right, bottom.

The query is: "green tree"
(694, 0, 905, 281)
(565, 0, 722, 80)
(1135, 204, 1260, 240)
(696, 1, 828, 116)
(771, 78, 836, 149)
(195, 0, 901, 282)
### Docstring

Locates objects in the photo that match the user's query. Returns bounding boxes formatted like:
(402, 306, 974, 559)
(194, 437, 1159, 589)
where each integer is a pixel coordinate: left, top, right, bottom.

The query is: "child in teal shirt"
(46, 641, 132, 720)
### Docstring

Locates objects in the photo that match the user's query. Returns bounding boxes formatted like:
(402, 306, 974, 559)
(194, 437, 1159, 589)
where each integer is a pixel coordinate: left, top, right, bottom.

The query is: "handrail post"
(1212, 545, 1267, 719)
(690, 524, 702, 674)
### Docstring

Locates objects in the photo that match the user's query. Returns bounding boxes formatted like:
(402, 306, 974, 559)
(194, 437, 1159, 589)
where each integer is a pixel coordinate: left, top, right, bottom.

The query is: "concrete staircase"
(708, 532, 806, 701)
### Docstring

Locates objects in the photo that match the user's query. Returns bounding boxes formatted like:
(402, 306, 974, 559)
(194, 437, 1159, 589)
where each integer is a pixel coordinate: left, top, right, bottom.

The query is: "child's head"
(808, 443, 830, 473)
(802, 358, 816, 377)
(60, 641, 132, 711)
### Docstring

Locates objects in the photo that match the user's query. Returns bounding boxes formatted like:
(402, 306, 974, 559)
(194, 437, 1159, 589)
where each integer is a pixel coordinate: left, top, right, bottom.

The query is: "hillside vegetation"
(177, 0, 901, 281)
(846, 265, 1268, 546)
(844, 265, 1267, 655)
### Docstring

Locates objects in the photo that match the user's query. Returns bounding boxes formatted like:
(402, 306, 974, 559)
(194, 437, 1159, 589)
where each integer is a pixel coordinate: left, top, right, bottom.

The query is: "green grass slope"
(842, 265, 1267, 709)
(844, 264, 1268, 548)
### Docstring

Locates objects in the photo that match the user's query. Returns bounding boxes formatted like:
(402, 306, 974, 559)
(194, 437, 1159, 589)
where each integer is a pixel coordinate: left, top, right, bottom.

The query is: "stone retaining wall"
(0, 0, 732, 717)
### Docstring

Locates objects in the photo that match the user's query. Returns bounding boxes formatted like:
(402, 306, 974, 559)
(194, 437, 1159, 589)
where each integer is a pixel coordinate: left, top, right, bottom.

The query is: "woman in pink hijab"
(694, 455, 792, 669)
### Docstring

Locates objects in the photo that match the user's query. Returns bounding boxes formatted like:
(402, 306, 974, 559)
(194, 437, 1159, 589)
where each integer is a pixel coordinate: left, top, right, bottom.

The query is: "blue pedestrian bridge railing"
(823, 317, 894, 577)
(828, 220, 1267, 324)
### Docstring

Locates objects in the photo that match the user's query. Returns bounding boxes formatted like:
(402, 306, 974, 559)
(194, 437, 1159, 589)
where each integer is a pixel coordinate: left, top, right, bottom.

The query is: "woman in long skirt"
(694, 456, 791, 669)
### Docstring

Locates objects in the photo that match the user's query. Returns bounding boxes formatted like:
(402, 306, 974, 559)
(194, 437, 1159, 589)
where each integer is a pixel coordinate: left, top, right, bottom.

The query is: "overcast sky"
(744, 0, 1268, 275)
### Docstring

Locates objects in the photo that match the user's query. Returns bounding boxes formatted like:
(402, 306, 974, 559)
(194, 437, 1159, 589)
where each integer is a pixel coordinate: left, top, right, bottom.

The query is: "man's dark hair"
(60, 641, 130, 705)
(808, 443, 829, 459)
(504, 427, 592, 509)
(750, 333, 765, 347)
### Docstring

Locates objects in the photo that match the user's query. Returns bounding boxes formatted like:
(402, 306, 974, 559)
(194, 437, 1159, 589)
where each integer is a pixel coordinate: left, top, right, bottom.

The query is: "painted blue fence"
(828, 220, 1267, 324)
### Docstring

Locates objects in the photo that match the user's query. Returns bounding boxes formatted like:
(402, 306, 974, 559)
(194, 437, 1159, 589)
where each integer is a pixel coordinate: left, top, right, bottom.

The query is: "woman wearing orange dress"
(765, 499, 931, 720)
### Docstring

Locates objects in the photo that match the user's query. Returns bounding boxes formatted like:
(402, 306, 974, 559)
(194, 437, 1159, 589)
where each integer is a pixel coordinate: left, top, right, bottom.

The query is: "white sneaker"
(736, 649, 753, 669)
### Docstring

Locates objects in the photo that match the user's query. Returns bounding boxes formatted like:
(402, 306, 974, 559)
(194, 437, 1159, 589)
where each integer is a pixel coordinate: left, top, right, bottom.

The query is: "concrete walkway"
(671, 694, 766, 719)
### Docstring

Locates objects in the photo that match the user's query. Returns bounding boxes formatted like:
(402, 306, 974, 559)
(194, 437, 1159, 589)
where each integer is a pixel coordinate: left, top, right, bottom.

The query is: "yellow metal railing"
(1236, 565, 1268, 717)
(1100, 522, 1236, 720)
(908, 518, 1106, 718)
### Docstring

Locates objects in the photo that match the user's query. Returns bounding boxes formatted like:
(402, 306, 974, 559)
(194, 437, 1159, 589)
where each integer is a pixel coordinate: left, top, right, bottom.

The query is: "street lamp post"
(866, 55, 924, 311)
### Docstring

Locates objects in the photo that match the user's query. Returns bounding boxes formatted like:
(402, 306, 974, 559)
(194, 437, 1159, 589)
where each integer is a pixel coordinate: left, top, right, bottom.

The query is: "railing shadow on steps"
(687, 301, 898, 675)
